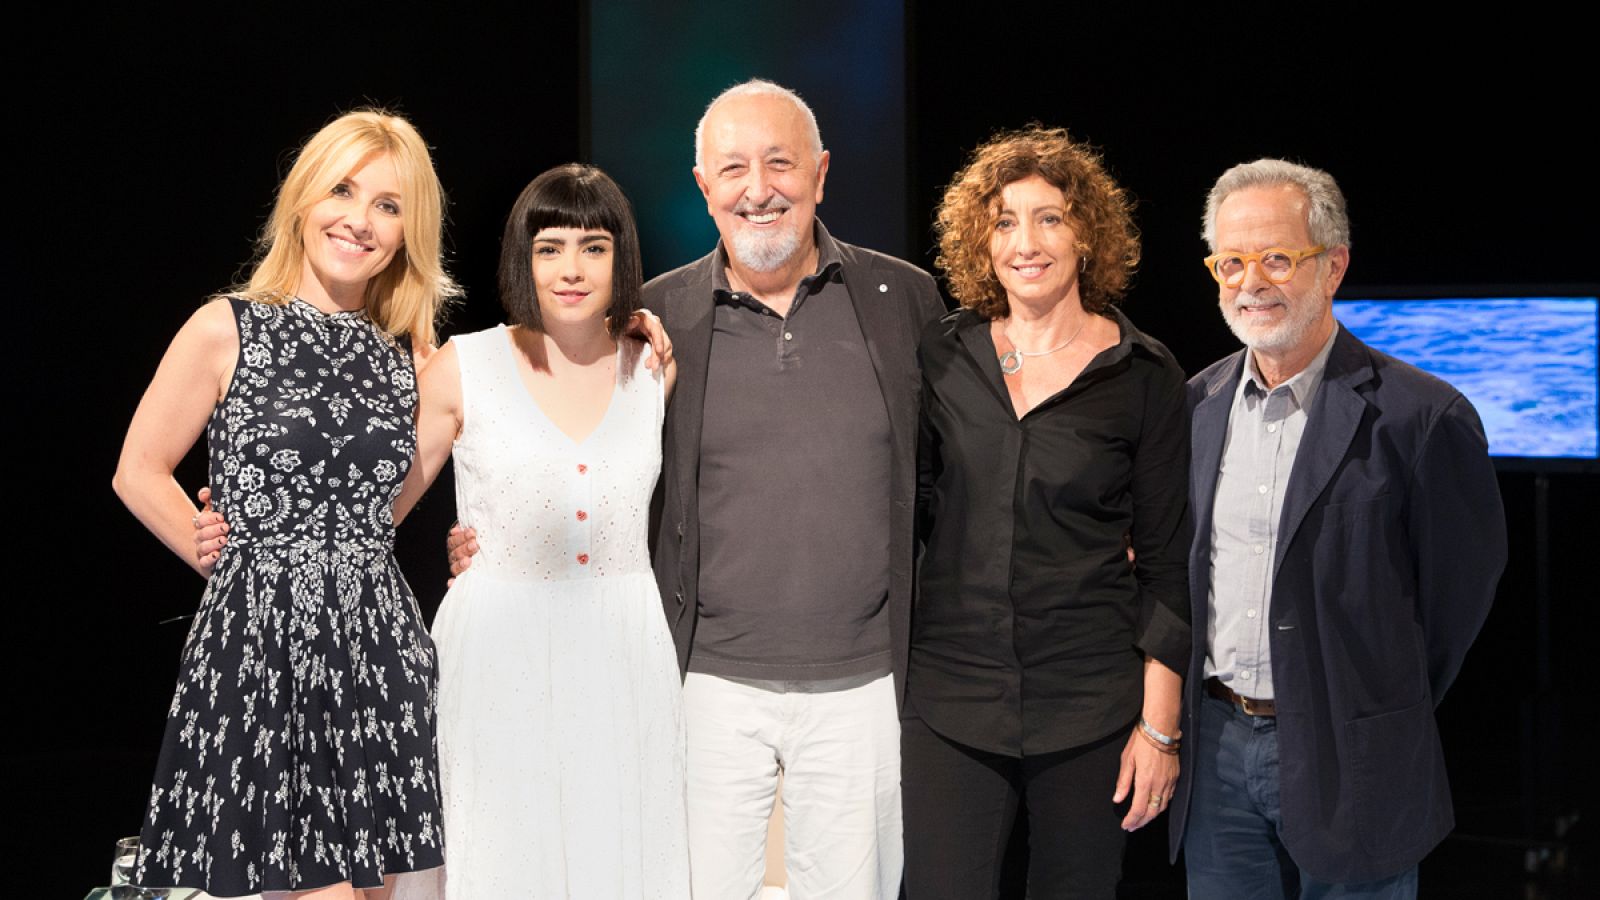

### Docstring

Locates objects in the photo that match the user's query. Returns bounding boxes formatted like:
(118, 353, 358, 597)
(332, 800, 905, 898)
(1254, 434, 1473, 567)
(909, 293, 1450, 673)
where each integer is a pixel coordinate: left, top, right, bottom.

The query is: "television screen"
(1333, 294, 1598, 467)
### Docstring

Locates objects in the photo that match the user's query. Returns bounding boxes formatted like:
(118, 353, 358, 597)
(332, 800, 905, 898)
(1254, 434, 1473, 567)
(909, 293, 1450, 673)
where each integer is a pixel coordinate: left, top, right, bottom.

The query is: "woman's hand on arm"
(1113, 656, 1183, 831)
(446, 523, 478, 586)
(112, 299, 238, 577)
(393, 340, 463, 526)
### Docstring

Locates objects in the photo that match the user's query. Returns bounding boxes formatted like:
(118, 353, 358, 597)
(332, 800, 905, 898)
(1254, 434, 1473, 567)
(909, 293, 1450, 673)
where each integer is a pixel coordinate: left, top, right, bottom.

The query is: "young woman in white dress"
(404, 163, 688, 898)
(346, 163, 681, 900)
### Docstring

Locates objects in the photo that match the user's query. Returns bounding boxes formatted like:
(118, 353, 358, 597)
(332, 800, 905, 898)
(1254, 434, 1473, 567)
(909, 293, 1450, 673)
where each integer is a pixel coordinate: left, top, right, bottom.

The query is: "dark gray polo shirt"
(691, 227, 893, 681)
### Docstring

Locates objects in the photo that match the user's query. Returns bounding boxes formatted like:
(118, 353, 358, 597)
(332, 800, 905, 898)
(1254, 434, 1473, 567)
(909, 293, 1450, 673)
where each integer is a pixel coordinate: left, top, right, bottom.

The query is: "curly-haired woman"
(904, 126, 1191, 899)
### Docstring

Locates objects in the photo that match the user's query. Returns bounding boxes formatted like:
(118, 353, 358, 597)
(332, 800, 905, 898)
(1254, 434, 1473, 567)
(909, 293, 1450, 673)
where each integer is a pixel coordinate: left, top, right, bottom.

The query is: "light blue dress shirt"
(1204, 329, 1339, 700)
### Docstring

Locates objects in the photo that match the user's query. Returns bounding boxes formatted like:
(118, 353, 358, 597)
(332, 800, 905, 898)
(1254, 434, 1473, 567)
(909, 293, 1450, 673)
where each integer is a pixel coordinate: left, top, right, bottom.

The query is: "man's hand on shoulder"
(447, 524, 479, 587)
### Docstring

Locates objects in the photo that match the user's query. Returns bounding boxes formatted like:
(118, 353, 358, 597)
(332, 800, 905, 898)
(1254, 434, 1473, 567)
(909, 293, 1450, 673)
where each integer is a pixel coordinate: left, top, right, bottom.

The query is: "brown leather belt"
(1206, 677, 1276, 717)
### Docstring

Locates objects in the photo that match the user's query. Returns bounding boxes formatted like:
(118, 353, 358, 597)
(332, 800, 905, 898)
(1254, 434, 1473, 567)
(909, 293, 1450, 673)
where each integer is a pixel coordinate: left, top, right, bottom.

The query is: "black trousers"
(901, 712, 1130, 900)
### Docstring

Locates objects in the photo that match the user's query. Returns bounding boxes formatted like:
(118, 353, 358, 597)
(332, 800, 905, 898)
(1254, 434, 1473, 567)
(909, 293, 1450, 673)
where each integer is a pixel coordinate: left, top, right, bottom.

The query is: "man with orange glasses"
(1168, 158, 1506, 899)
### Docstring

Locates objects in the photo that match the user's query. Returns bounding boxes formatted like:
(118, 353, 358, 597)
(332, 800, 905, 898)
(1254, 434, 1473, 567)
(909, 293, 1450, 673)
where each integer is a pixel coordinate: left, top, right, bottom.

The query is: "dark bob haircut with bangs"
(499, 163, 643, 337)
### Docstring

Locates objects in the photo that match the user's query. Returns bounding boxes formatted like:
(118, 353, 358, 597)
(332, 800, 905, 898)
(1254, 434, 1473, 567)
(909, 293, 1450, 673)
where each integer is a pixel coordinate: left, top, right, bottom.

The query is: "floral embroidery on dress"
(135, 297, 443, 895)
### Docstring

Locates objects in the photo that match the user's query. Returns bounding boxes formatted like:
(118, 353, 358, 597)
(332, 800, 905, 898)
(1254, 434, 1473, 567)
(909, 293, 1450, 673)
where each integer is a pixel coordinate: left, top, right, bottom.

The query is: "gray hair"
(693, 79, 825, 172)
(1202, 158, 1351, 252)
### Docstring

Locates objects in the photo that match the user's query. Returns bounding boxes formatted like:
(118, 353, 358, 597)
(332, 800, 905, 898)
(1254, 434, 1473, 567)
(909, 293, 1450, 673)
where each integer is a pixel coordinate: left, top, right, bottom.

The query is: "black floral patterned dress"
(135, 297, 443, 896)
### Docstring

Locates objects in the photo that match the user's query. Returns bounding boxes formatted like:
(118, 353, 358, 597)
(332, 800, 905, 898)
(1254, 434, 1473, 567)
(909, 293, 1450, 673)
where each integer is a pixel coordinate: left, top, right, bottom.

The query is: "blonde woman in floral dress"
(114, 110, 456, 900)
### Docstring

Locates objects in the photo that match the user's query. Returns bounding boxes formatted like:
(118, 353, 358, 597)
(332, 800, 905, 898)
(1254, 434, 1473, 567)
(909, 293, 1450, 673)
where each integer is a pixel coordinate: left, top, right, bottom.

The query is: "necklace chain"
(998, 316, 1090, 375)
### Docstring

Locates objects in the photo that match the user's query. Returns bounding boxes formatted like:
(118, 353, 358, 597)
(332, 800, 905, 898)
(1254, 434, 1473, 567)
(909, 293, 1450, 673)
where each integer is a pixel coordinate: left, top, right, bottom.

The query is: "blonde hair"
(232, 109, 458, 345)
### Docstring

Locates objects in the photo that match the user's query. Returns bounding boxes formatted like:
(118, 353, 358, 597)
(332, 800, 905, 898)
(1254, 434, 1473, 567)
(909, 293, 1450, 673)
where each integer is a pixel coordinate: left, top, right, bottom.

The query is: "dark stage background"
(15, 3, 1594, 896)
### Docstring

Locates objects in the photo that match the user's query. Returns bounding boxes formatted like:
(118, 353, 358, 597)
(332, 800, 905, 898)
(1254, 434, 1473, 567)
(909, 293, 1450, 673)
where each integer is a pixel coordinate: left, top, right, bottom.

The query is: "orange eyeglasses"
(1203, 246, 1326, 287)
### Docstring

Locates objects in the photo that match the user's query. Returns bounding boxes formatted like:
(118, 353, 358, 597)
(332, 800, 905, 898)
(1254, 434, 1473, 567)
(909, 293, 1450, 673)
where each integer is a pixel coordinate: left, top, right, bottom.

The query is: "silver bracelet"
(1139, 717, 1179, 746)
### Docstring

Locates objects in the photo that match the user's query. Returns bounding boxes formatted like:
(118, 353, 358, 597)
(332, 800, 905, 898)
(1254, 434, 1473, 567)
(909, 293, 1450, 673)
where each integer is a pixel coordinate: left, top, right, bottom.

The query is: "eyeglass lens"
(1215, 251, 1300, 286)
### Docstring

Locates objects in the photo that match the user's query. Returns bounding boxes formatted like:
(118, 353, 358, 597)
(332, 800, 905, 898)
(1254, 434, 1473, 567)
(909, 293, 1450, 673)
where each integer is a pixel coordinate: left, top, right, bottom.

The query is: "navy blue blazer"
(1168, 325, 1506, 883)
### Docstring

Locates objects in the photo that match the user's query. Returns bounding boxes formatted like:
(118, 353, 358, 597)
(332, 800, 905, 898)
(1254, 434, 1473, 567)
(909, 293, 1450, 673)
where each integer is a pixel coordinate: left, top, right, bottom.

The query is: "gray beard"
(730, 224, 803, 273)
(1222, 298, 1323, 356)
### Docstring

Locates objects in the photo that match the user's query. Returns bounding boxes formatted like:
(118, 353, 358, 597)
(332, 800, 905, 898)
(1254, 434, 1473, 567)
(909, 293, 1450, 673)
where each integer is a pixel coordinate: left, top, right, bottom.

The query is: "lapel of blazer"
(838, 242, 909, 440)
(1273, 326, 1374, 574)
(1190, 351, 1245, 614)
(668, 256, 717, 523)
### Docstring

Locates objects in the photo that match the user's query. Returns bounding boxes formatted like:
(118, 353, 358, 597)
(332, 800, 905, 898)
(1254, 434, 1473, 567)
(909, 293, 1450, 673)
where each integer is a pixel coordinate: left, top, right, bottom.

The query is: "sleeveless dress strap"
(452, 325, 517, 447)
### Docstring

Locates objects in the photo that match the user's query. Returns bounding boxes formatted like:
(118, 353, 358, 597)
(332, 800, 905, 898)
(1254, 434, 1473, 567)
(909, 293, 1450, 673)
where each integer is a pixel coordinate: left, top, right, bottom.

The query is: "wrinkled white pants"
(683, 671, 902, 900)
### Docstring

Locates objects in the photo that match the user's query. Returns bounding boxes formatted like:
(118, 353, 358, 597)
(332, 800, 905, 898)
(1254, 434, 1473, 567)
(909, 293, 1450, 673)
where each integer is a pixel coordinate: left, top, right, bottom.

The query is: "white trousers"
(682, 671, 903, 900)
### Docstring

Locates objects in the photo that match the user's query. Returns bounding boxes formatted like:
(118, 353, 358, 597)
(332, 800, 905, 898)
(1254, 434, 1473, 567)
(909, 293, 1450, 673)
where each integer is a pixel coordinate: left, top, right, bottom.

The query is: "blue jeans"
(1184, 693, 1418, 900)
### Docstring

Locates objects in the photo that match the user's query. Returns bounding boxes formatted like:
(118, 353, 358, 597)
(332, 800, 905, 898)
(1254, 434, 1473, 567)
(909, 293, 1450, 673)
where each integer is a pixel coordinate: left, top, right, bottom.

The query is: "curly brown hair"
(935, 125, 1139, 318)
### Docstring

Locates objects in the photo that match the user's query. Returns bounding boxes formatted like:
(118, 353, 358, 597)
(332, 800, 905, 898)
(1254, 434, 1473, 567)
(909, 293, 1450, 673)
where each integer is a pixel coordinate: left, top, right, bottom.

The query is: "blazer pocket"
(1319, 492, 1393, 518)
(1346, 699, 1442, 858)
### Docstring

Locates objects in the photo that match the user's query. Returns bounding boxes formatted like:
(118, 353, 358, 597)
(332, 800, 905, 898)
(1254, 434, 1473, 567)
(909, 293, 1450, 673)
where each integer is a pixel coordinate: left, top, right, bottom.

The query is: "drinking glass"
(110, 837, 139, 886)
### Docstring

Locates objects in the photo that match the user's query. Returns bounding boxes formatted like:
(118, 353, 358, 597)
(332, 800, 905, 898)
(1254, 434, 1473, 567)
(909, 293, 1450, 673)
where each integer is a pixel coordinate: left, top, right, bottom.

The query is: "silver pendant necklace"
(997, 316, 1089, 375)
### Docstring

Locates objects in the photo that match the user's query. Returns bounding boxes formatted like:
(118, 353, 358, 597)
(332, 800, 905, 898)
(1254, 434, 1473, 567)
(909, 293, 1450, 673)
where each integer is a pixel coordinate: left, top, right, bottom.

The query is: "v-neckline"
(501, 325, 621, 448)
(959, 313, 1127, 422)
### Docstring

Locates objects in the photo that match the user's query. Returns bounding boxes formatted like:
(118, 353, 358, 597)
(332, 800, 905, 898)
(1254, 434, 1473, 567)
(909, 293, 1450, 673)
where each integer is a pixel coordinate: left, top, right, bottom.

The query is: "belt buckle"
(1239, 695, 1266, 716)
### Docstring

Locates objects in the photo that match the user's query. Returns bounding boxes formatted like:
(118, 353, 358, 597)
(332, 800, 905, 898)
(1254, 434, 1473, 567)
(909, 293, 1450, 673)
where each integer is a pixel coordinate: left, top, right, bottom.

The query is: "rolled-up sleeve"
(1131, 352, 1193, 676)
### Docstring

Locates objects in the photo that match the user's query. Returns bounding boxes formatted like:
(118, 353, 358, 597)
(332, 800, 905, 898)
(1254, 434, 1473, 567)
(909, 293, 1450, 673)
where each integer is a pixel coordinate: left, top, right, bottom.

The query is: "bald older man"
(649, 80, 943, 900)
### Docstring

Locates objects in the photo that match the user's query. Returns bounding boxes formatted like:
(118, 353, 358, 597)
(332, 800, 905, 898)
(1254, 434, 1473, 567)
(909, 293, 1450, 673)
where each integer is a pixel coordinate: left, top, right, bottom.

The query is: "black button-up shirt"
(908, 307, 1191, 757)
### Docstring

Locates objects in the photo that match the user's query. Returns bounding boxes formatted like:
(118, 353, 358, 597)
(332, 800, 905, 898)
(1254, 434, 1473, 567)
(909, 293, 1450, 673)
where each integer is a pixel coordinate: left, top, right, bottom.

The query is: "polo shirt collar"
(712, 219, 844, 304)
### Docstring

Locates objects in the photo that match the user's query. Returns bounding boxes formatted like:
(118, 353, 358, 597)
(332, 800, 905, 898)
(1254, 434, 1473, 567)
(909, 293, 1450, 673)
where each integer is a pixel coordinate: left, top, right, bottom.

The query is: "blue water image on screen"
(1334, 297, 1599, 460)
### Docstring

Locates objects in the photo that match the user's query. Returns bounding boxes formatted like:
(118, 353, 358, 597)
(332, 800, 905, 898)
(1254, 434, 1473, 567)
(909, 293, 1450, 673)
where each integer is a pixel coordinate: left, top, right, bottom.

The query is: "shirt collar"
(1238, 326, 1339, 410)
(950, 303, 1158, 362)
(712, 219, 844, 304)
